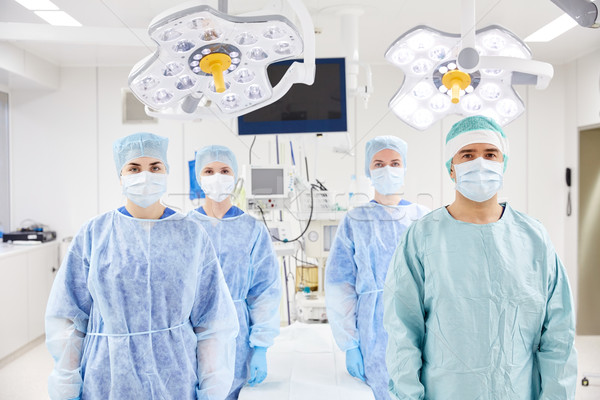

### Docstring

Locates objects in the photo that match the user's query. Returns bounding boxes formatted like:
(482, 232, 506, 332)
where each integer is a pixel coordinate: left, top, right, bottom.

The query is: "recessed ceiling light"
(524, 13, 578, 42)
(34, 11, 82, 27)
(13, 0, 58, 11)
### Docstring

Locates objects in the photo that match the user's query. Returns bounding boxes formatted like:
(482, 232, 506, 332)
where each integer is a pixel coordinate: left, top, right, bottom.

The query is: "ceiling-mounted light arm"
(551, 0, 599, 28)
(461, 0, 476, 49)
(335, 6, 373, 107)
(283, 0, 315, 85)
(218, 0, 228, 14)
(458, 0, 480, 73)
(340, 8, 364, 93)
(478, 56, 554, 89)
(359, 62, 374, 108)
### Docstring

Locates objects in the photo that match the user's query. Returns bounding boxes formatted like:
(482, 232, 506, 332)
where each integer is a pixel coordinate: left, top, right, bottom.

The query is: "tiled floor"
(0, 337, 52, 400)
(1, 336, 598, 399)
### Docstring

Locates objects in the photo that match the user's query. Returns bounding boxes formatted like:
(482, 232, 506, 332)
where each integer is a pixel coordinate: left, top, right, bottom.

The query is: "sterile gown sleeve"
(192, 235, 239, 400)
(383, 224, 425, 400)
(325, 216, 360, 351)
(246, 224, 281, 348)
(45, 230, 92, 400)
(537, 239, 577, 399)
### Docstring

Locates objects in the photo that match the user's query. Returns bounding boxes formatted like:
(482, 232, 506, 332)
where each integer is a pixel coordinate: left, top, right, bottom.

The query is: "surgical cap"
(113, 132, 169, 176)
(444, 115, 509, 175)
(364, 136, 408, 178)
(195, 145, 239, 181)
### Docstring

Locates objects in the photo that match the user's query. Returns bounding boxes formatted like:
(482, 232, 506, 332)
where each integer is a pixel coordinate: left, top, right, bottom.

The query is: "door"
(578, 127, 600, 334)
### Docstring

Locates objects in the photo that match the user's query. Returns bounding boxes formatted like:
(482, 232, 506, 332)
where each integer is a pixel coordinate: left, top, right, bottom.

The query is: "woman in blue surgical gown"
(45, 133, 239, 400)
(325, 136, 430, 400)
(190, 145, 281, 399)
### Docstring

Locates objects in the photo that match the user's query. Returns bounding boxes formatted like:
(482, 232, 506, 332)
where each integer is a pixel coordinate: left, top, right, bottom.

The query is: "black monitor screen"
(237, 58, 347, 135)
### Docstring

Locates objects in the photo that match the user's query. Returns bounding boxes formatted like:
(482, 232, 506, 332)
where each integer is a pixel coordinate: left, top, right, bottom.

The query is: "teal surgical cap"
(195, 145, 238, 181)
(365, 136, 408, 177)
(113, 132, 169, 176)
(444, 115, 509, 175)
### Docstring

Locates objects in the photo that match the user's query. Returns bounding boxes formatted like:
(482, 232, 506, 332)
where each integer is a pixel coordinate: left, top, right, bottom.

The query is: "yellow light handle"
(210, 63, 226, 93)
(199, 53, 232, 94)
(451, 82, 461, 104)
(442, 70, 471, 105)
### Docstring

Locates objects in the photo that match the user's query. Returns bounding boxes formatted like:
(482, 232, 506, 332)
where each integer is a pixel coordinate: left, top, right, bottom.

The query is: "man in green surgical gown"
(383, 115, 577, 400)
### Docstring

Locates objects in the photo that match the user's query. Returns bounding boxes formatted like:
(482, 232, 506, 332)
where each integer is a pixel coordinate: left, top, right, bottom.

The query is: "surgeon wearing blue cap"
(384, 116, 577, 399)
(325, 135, 430, 400)
(190, 145, 281, 399)
(45, 133, 239, 400)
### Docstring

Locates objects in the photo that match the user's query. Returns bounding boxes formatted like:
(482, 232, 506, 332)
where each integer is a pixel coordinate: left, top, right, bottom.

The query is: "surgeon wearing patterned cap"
(383, 116, 577, 399)
(45, 133, 239, 400)
(325, 135, 430, 400)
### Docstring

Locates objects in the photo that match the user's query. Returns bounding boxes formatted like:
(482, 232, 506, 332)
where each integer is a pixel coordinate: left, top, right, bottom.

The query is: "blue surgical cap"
(195, 145, 238, 181)
(113, 132, 169, 176)
(444, 115, 509, 175)
(364, 136, 408, 177)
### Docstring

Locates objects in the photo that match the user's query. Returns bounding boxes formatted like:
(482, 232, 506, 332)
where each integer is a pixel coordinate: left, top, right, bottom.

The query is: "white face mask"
(200, 173, 235, 203)
(121, 171, 168, 208)
(454, 157, 503, 202)
(370, 166, 405, 195)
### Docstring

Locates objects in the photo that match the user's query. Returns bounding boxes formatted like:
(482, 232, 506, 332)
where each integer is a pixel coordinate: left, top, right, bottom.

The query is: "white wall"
(527, 65, 568, 256)
(7, 49, 586, 313)
(10, 68, 97, 238)
(7, 64, 564, 231)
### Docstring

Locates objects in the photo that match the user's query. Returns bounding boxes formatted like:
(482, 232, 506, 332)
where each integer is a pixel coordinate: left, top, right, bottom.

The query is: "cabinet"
(0, 242, 59, 360)
(0, 253, 28, 360)
(27, 244, 59, 341)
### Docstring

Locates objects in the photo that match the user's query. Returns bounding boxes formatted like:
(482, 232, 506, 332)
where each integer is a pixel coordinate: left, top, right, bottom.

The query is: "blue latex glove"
(247, 346, 268, 386)
(346, 347, 365, 381)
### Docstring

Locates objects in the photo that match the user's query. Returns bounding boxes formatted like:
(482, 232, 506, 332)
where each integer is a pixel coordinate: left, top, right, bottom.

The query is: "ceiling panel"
(0, 0, 599, 67)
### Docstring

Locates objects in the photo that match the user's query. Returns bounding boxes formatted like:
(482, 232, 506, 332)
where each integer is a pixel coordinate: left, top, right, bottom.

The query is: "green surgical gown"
(383, 204, 577, 400)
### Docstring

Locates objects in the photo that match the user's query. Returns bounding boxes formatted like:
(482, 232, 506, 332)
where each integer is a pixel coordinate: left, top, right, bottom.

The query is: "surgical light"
(128, 0, 315, 120)
(430, 94, 451, 112)
(163, 62, 183, 76)
(385, 24, 553, 130)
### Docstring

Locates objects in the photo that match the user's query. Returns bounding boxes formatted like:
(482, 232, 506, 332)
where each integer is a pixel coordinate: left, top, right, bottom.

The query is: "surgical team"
(45, 115, 577, 399)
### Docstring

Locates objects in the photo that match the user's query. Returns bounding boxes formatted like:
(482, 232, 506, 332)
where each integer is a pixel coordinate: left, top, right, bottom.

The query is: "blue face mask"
(370, 166, 405, 195)
(454, 157, 503, 202)
(121, 171, 168, 208)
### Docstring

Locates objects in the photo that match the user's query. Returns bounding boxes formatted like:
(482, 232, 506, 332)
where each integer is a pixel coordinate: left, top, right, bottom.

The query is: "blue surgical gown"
(383, 204, 577, 400)
(325, 200, 430, 400)
(189, 206, 281, 399)
(45, 209, 239, 400)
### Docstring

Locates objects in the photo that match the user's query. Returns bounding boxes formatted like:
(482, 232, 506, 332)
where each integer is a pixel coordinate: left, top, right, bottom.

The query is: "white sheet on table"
(240, 322, 375, 400)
